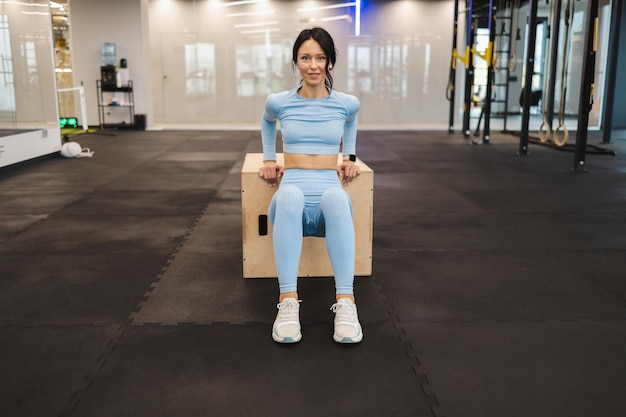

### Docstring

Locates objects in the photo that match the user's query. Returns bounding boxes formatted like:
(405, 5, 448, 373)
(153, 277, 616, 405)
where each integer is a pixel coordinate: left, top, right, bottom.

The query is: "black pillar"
(463, 0, 475, 138)
(546, 0, 562, 132)
(519, 0, 538, 156)
(573, 0, 599, 172)
(482, 0, 496, 144)
(601, 0, 622, 144)
(448, 0, 460, 134)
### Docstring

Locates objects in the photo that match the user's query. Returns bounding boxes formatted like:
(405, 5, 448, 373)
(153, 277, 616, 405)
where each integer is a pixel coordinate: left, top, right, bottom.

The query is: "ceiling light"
(241, 28, 280, 35)
(319, 14, 351, 22)
(297, 2, 356, 13)
(226, 10, 275, 17)
(234, 20, 278, 28)
(219, 0, 268, 7)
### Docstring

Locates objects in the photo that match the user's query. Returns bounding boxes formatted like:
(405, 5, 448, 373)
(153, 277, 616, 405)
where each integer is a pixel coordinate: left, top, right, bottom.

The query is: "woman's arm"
(259, 95, 283, 187)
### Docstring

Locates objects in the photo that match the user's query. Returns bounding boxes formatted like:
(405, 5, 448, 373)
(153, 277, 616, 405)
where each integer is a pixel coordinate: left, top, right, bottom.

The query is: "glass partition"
(0, 10, 15, 128)
(148, 0, 454, 127)
(146, 0, 613, 131)
(0, 0, 61, 168)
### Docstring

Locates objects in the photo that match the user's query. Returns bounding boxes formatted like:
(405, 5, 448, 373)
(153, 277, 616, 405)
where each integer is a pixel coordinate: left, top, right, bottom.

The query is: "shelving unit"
(52, 3, 76, 123)
(96, 80, 135, 129)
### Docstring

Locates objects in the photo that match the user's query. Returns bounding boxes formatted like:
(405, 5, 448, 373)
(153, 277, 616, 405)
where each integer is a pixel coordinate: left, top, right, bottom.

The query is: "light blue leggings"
(268, 169, 355, 295)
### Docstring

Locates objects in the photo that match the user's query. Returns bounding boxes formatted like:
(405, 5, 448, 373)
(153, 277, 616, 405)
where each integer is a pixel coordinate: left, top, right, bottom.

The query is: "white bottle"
(118, 68, 130, 86)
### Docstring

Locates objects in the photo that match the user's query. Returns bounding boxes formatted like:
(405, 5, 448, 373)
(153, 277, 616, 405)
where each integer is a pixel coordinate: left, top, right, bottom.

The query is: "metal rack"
(96, 80, 135, 129)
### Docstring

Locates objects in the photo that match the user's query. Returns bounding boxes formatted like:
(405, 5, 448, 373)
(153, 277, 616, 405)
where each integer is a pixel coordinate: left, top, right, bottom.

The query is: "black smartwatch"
(344, 154, 356, 162)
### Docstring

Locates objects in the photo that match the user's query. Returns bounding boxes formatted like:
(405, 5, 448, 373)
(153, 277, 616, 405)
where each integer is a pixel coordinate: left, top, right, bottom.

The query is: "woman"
(259, 27, 363, 344)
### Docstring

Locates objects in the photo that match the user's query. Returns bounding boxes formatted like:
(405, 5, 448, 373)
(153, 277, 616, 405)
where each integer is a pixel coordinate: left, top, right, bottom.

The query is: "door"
(160, 32, 200, 123)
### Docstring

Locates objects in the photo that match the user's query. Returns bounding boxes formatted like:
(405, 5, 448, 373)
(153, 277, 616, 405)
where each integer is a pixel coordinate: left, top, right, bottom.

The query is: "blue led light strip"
(355, 0, 361, 36)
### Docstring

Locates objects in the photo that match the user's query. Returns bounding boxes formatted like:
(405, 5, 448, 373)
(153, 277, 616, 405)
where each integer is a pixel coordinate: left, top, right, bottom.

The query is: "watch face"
(349, 155, 356, 162)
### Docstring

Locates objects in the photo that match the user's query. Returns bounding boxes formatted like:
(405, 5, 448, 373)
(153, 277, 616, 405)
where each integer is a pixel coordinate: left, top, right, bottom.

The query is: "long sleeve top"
(260, 86, 360, 162)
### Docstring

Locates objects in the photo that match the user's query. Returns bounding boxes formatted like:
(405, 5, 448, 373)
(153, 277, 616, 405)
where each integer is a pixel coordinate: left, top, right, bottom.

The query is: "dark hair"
(292, 27, 337, 90)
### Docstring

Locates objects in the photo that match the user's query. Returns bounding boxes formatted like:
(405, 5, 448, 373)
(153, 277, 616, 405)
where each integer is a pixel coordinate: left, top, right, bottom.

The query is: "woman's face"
(296, 39, 328, 88)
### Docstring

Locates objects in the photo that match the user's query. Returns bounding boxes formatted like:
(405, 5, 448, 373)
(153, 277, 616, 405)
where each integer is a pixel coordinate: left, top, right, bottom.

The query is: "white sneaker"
(330, 298, 363, 343)
(272, 298, 302, 343)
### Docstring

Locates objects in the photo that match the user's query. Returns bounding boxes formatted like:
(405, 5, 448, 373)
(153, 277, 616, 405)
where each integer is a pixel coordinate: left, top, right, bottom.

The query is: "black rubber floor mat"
(71, 323, 436, 417)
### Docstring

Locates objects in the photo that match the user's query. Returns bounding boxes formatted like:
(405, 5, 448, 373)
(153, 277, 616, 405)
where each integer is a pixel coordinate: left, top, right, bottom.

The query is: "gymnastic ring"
(553, 124, 569, 147)
(508, 53, 517, 72)
(538, 121, 551, 143)
(493, 55, 501, 73)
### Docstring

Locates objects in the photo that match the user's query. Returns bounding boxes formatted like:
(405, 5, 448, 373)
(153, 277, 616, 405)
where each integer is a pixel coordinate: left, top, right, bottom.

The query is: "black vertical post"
(601, 0, 622, 144)
(503, 0, 515, 133)
(448, 0, 460, 133)
(482, 0, 496, 144)
(546, 0, 562, 132)
(573, 0, 599, 172)
(519, 0, 538, 156)
(463, 0, 475, 138)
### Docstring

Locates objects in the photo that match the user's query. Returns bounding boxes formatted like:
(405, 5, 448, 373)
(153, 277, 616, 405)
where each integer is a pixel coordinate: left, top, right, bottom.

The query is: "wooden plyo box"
(241, 153, 373, 278)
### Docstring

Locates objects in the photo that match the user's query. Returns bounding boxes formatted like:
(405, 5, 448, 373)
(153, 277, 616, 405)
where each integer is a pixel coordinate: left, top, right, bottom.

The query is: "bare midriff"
(283, 153, 338, 170)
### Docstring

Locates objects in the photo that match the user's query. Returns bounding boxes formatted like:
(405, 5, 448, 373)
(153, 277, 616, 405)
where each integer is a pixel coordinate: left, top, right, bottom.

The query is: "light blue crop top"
(261, 86, 360, 162)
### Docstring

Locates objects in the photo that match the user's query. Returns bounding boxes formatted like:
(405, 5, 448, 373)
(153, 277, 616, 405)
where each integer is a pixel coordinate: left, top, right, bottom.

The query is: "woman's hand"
(338, 160, 360, 186)
(258, 161, 284, 187)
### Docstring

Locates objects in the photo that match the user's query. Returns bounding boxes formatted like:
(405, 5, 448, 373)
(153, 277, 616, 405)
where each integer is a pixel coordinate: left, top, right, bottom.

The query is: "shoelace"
(330, 301, 358, 322)
(277, 299, 301, 320)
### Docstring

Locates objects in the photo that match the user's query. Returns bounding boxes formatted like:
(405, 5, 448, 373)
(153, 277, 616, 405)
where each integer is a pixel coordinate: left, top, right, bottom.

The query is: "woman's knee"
(320, 187, 352, 212)
(272, 185, 305, 214)
(276, 185, 304, 202)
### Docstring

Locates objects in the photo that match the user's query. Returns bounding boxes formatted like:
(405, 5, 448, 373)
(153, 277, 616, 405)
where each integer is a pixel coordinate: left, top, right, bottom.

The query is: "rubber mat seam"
(372, 266, 440, 417)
